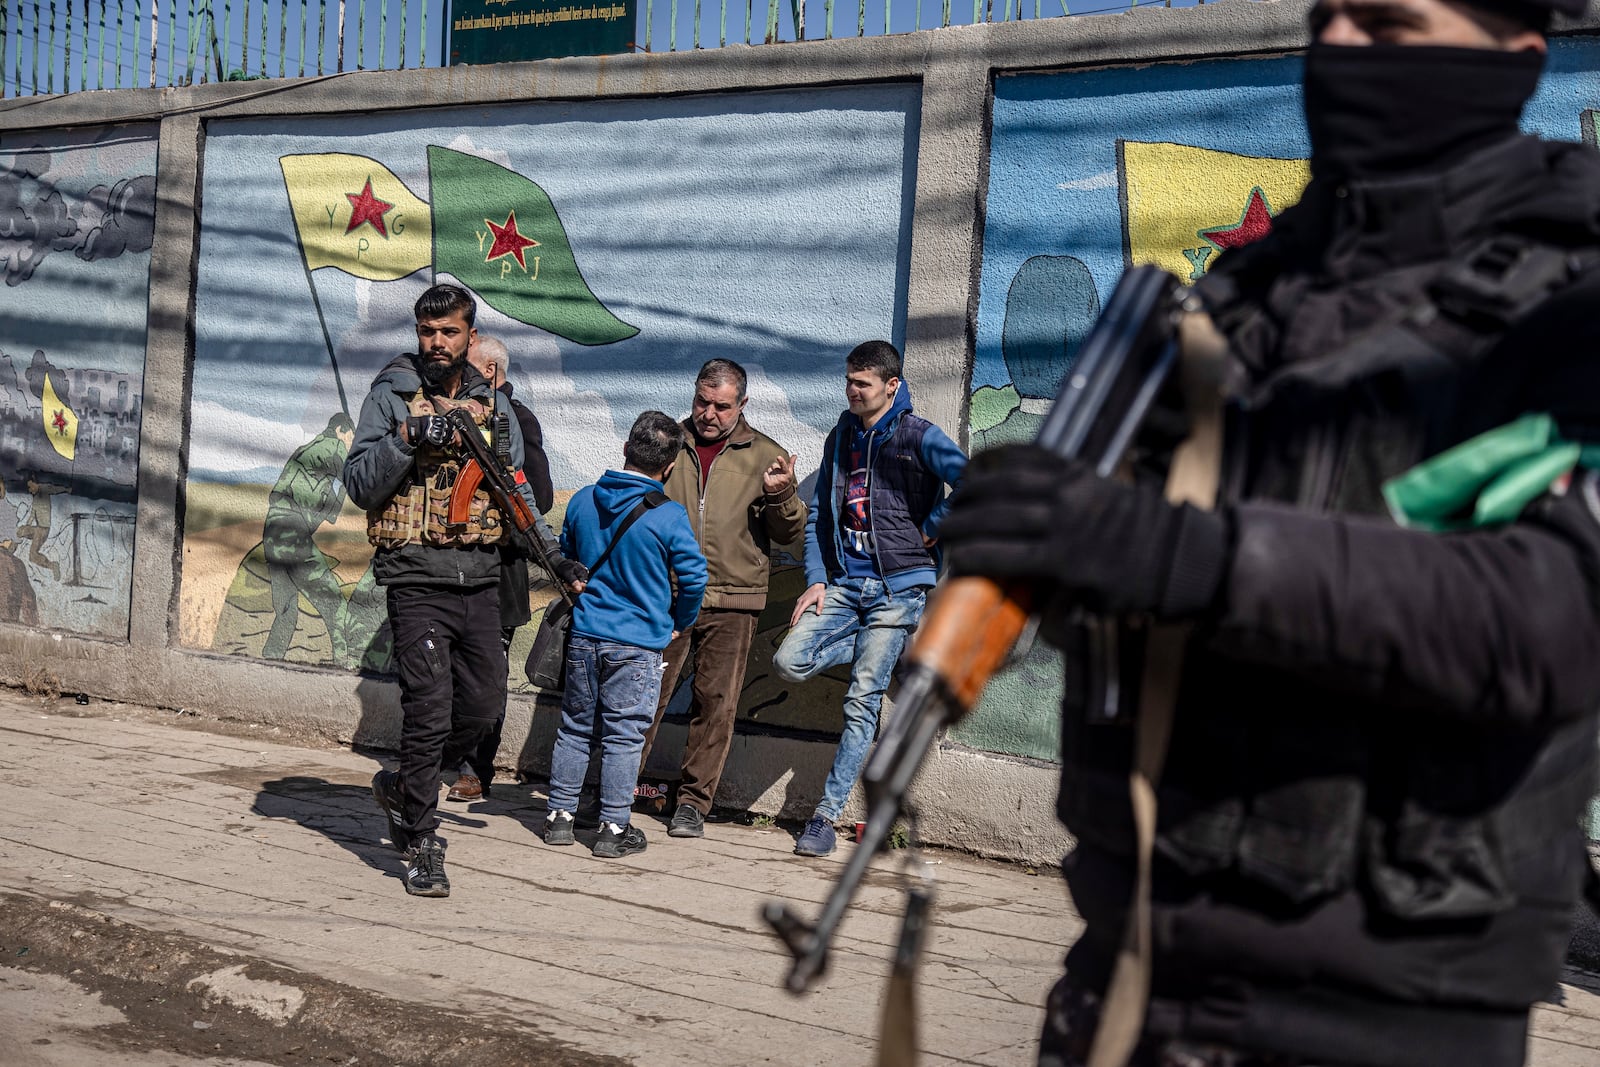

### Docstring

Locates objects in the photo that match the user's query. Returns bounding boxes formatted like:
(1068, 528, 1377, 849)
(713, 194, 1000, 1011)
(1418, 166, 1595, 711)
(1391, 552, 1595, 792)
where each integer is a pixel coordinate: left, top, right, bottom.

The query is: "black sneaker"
(402, 838, 450, 897)
(593, 822, 647, 858)
(544, 809, 576, 846)
(371, 769, 409, 852)
(667, 803, 705, 839)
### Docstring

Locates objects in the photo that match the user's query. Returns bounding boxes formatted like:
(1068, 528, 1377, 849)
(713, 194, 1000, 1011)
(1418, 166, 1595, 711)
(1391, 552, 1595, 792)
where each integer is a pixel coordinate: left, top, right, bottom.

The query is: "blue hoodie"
(561, 469, 707, 651)
(803, 381, 967, 594)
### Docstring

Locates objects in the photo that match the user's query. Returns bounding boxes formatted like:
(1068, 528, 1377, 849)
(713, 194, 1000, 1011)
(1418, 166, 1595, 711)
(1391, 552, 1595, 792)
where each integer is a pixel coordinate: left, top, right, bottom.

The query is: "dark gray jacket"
(344, 354, 522, 588)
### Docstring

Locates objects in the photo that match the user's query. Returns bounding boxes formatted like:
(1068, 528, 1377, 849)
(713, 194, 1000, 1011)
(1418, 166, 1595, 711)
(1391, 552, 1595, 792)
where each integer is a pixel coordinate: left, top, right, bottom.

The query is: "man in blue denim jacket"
(774, 341, 966, 857)
(544, 411, 708, 858)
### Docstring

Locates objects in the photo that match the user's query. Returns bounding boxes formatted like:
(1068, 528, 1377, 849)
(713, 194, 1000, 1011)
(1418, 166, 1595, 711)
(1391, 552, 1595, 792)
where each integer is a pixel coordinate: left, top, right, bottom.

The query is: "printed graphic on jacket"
(841, 437, 873, 566)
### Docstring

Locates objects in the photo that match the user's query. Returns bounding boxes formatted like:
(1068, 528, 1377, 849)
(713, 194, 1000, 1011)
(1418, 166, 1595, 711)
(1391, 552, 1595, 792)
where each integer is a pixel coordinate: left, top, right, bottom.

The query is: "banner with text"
(450, 0, 635, 64)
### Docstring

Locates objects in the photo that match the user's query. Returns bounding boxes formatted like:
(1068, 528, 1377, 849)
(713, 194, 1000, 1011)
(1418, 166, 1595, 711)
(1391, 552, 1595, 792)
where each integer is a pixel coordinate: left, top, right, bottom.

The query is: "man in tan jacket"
(638, 358, 807, 838)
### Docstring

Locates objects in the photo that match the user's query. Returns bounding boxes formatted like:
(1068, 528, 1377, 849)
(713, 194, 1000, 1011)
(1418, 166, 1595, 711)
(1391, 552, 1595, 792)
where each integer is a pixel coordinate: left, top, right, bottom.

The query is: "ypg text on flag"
(280, 154, 432, 281)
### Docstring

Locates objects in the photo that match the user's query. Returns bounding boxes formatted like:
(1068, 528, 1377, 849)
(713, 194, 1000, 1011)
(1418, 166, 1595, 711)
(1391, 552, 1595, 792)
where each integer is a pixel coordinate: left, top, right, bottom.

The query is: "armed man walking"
(942, 0, 1600, 1064)
(636, 358, 807, 840)
(344, 284, 579, 897)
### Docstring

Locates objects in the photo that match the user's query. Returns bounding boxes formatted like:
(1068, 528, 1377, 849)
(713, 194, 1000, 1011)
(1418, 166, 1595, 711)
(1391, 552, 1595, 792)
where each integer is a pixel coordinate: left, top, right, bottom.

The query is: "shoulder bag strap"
(585, 490, 667, 581)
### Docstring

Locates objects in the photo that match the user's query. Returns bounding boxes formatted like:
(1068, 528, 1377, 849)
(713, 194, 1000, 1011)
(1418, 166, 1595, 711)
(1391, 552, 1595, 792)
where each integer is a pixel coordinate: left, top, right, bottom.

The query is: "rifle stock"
(763, 265, 1187, 993)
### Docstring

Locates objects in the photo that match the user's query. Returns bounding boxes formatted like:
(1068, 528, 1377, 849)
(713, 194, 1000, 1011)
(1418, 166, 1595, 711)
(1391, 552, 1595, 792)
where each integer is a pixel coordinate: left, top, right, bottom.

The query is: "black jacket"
(497, 380, 554, 630)
(502, 381, 553, 514)
(1059, 135, 1600, 1066)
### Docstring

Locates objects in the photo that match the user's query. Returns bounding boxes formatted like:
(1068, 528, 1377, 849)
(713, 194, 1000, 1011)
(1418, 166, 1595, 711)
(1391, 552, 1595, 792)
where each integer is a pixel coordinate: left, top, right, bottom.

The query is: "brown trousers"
(638, 608, 760, 814)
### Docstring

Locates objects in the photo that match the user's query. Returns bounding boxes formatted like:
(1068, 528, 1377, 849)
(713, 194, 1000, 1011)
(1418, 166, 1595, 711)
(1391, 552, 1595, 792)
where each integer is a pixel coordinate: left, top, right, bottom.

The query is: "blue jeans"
(773, 577, 927, 822)
(547, 634, 665, 827)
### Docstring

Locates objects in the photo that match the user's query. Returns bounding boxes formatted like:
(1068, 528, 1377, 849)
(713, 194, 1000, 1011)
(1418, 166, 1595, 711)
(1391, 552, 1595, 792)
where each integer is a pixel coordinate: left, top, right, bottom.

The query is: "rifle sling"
(1086, 310, 1226, 1067)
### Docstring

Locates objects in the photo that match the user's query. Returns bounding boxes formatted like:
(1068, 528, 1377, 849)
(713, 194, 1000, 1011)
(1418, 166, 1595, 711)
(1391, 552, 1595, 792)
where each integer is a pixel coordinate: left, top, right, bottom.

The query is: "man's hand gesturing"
(764, 453, 798, 495)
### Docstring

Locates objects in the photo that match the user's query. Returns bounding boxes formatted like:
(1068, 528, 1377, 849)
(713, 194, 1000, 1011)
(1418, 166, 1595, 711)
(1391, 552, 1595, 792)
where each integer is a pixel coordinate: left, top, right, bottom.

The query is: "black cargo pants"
(387, 582, 505, 847)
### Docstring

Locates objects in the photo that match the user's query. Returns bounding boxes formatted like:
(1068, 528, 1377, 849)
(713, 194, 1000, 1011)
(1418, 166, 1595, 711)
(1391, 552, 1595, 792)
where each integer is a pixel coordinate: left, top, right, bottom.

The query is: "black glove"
(405, 414, 452, 449)
(941, 444, 1230, 620)
(553, 557, 589, 588)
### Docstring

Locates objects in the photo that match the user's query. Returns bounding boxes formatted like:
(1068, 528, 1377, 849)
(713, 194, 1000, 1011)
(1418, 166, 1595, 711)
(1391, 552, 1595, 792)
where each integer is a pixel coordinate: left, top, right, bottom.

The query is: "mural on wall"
(960, 41, 1600, 761)
(182, 85, 918, 738)
(0, 127, 156, 638)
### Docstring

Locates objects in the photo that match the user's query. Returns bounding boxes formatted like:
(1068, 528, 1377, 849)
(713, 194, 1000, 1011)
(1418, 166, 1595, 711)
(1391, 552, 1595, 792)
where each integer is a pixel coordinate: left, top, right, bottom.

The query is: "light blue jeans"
(773, 577, 927, 822)
(547, 634, 665, 827)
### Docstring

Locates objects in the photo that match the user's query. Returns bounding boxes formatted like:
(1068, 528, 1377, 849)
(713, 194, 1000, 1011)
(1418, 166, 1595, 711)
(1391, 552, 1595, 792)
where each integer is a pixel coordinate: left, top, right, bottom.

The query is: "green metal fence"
(0, 0, 1137, 96)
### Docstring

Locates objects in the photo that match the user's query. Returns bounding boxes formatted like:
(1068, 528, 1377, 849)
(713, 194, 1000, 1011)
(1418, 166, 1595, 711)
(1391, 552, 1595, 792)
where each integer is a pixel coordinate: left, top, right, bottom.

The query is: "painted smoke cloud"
(0, 147, 156, 285)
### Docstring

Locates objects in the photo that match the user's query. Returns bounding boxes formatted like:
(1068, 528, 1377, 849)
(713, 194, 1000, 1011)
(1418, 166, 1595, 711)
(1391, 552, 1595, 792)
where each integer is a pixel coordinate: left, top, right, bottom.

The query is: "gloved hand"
(405, 414, 453, 449)
(553, 557, 589, 589)
(941, 444, 1230, 620)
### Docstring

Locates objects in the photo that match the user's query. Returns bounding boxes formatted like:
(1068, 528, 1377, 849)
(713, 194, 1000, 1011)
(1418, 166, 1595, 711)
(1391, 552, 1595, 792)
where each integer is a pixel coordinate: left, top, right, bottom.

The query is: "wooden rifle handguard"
(903, 577, 1034, 712)
(446, 456, 539, 531)
(447, 459, 486, 526)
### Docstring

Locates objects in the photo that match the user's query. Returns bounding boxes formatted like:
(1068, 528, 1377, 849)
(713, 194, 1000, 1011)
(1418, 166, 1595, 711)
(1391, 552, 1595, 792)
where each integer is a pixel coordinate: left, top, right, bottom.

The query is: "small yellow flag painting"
(41, 374, 78, 461)
(1119, 141, 1309, 282)
(280, 154, 432, 281)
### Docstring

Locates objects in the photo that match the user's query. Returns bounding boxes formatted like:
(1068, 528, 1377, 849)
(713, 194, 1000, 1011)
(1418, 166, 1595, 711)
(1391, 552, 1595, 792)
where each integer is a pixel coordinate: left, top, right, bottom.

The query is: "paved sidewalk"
(0, 691, 1066, 1066)
(2, 689, 1599, 1066)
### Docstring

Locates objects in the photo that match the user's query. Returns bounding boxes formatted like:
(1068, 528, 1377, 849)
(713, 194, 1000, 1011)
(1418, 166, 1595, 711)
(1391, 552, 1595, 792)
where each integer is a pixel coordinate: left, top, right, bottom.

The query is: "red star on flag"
(484, 211, 539, 270)
(1200, 187, 1276, 252)
(345, 179, 394, 238)
(51, 409, 67, 435)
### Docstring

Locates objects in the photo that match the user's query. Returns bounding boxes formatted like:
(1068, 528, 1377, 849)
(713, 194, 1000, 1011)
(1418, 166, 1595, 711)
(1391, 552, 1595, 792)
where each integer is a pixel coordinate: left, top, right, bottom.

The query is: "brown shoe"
(446, 773, 484, 802)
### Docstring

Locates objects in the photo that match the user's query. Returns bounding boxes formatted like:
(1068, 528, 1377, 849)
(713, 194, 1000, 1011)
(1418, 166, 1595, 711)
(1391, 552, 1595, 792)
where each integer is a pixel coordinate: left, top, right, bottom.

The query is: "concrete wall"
(4, 0, 1598, 863)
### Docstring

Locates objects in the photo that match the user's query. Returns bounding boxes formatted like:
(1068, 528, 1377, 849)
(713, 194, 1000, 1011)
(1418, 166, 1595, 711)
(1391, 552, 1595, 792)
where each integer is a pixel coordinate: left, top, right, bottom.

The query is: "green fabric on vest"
(1383, 413, 1587, 531)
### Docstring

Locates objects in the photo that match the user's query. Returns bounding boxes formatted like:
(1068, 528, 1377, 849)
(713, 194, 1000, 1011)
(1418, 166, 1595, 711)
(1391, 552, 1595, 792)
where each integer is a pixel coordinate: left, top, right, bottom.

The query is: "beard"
(417, 351, 466, 389)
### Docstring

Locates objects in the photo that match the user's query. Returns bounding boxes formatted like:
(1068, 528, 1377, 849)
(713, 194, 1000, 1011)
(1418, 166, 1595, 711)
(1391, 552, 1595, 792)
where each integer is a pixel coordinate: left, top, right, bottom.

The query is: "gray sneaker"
(593, 822, 647, 858)
(667, 803, 705, 839)
(544, 809, 576, 846)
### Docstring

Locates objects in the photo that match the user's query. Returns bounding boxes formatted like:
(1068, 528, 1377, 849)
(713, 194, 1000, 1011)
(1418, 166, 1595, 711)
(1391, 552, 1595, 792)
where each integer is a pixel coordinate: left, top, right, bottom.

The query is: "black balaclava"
(1302, 43, 1543, 180)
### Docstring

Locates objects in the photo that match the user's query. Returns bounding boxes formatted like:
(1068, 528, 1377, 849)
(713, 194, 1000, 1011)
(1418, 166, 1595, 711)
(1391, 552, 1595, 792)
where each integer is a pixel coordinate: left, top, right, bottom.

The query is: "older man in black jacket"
(943, 0, 1600, 1064)
(445, 332, 557, 803)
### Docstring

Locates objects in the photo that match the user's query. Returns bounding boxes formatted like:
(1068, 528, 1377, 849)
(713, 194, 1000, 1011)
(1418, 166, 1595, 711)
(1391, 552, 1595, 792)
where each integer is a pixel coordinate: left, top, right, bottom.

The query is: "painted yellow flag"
(1119, 142, 1309, 283)
(41, 374, 78, 461)
(279, 154, 432, 281)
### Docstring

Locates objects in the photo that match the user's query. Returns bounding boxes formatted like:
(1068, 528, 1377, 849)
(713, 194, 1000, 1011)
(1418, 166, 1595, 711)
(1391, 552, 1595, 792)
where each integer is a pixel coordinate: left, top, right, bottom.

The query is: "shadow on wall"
(646, 565, 849, 820)
(352, 672, 401, 752)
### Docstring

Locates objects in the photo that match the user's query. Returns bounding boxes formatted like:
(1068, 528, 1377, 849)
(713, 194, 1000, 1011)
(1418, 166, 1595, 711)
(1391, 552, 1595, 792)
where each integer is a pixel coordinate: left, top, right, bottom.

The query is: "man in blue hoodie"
(544, 411, 708, 859)
(774, 341, 966, 858)
(344, 284, 581, 897)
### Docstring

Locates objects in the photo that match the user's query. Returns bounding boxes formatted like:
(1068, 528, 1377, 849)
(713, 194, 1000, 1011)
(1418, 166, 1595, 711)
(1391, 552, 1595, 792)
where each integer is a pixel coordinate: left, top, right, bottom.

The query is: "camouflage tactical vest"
(367, 392, 505, 548)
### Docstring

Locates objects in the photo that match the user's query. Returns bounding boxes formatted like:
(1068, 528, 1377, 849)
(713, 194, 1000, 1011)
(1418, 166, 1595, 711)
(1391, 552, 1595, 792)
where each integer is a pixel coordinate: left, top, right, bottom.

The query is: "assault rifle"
(763, 265, 1195, 994)
(443, 407, 576, 601)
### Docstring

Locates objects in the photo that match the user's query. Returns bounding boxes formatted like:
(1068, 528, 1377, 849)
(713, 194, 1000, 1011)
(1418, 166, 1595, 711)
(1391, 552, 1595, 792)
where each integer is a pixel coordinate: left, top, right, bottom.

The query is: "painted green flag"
(428, 145, 638, 346)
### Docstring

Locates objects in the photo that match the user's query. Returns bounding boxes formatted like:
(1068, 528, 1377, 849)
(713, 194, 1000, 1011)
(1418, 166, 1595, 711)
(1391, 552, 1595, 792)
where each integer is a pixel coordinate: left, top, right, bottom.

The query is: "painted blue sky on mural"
(190, 83, 920, 489)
